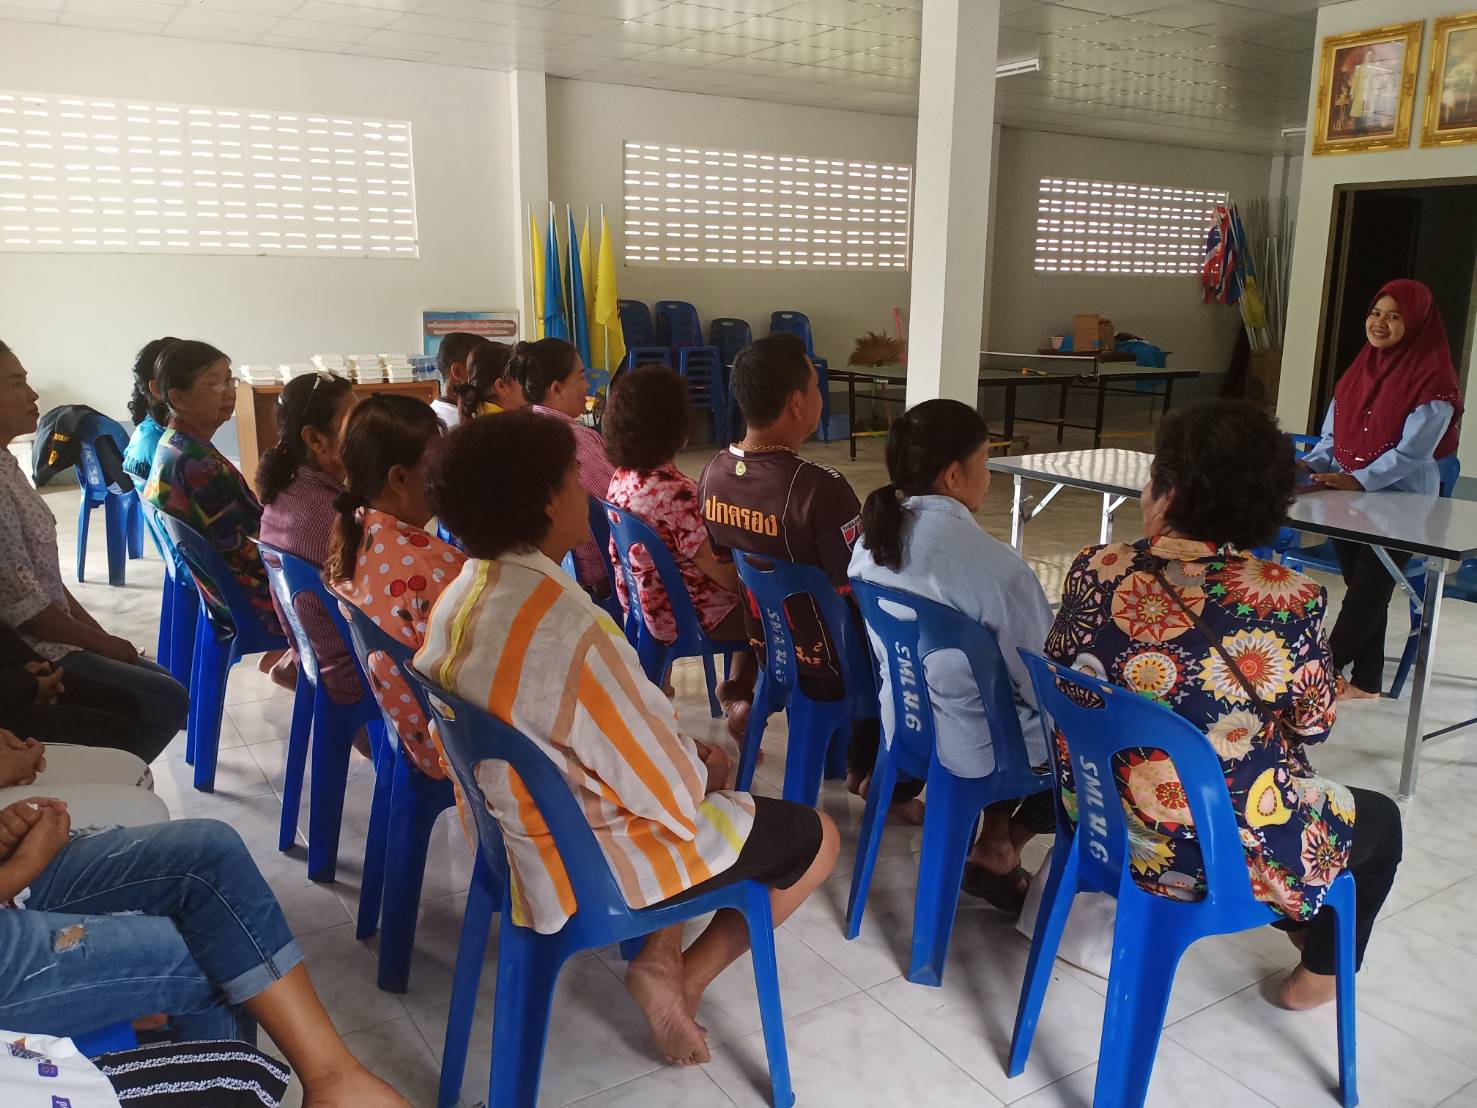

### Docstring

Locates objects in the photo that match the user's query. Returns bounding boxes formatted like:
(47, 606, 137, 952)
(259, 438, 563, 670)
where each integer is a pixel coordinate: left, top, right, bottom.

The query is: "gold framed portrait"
(1421, 12, 1477, 146)
(1313, 21, 1423, 155)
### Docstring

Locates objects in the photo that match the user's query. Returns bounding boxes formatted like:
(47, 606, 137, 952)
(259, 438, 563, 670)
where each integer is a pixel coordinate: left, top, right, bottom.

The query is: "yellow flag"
(528, 207, 545, 339)
(591, 210, 625, 375)
(579, 210, 595, 325)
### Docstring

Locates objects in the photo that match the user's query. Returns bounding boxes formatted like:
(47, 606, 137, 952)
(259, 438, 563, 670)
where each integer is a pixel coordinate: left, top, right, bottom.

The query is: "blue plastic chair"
(560, 497, 628, 631)
(411, 675, 795, 1108)
(139, 501, 199, 686)
(769, 311, 831, 443)
(601, 499, 741, 719)
(846, 581, 1053, 986)
(72, 1021, 138, 1058)
(731, 551, 871, 804)
(259, 544, 387, 882)
(710, 316, 752, 369)
(616, 299, 672, 369)
(74, 414, 144, 586)
(655, 302, 729, 442)
(155, 512, 294, 793)
(1009, 651, 1358, 1108)
(340, 602, 462, 993)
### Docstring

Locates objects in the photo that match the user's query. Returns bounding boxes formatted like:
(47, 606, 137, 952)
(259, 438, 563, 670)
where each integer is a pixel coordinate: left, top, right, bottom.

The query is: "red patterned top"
(607, 465, 741, 643)
(331, 509, 466, 777)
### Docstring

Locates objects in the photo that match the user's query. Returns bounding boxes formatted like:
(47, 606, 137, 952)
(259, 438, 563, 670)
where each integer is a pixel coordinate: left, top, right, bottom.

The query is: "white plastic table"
(989, 447, 1477, 799)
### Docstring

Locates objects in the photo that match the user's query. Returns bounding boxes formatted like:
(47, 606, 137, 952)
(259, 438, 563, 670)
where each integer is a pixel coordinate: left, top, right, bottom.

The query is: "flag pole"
(566, 202, 575, 352)
(600, 202, 609, 374)
(525, 201, 535, 340)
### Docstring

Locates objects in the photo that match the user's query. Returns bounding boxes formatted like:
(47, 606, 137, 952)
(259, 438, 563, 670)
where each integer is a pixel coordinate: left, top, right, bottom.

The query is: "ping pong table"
(988, 447, 1477, 800)
(831, 351, 1200, 460)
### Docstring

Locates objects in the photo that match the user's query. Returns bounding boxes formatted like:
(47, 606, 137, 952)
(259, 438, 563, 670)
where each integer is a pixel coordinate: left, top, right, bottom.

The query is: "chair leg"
(781, 701, 840, 807)
(844, 734, 898, 940)
(1009, 845, 1080, 1076)
(487, 930, 567, 1108)
(824, 722, 850, 781)
(305, 697, 361, 883)
(103, 492, 127, 587)
(1326, 872, 1360, 1108)
(735, 673, 771, 792)
(741, 885, 795, 1108)
(190, 630, 232, 793)
(1090, 910, 1187, 1108)
(76, 500, 92, 583)
(377, 761, 451, 993)
(278, 676, 314, 853)
(1388, 598, 1422, 701)
(356, 725, 395, 940)
(907, 780, 985, 986)
(156, 575, 175, 677)
(125, 492, 144, 559)
(701, 652, 721, 719)
(438, 850, 500, 1108)
(171, 585, 199, 687)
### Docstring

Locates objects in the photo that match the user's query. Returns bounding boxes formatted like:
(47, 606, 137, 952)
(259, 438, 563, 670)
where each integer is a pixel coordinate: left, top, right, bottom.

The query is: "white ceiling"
(0, 0, 1323, 153)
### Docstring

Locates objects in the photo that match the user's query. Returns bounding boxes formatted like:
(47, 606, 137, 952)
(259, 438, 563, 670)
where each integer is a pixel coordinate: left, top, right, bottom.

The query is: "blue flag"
(542, 207, 569, 341)
(566, 207, 593, 382)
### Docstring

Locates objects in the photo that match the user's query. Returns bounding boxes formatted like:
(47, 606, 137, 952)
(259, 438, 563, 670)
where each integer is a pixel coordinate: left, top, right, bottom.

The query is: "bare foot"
(1277, 965, 1337, 1010)
(847, 770, 866, 796)
(301, 1065, 410, 1107)
(130, 1013, 169, 1032)
(625, 947, 710, 1065)
(724, 698, 751, 747)
(890, 798, 926, 826)
(1336, 675, 1380, 701)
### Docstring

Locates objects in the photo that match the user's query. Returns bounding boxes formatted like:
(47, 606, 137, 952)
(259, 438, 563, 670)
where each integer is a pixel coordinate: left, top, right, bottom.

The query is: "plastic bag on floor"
(1014, 856, 1116, 980)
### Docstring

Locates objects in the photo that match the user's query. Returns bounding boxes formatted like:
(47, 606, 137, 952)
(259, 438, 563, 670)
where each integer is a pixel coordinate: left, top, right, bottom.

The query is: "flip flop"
(960, 863, 1032, 914)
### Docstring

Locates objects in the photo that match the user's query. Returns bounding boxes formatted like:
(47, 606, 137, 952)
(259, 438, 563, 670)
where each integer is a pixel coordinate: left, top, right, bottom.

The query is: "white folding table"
(989, 447, 1477, 799)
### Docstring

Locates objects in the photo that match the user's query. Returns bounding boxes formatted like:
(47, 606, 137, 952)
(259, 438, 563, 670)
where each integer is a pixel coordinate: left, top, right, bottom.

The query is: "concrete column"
(509, 70, 548, 341)
(905, 0, 1000, 408)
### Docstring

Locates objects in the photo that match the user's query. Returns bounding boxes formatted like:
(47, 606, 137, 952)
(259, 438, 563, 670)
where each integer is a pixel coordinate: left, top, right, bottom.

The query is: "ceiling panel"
(0, 0, 1324, 152)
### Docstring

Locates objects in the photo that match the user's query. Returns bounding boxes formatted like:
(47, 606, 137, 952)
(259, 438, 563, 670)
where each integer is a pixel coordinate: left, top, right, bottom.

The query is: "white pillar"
(509, 70, 548, 341)
(905, 0, 999, 408)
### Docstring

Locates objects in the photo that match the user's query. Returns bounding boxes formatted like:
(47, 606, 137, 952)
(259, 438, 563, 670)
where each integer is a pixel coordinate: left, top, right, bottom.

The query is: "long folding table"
(988, 447, 1477, 799)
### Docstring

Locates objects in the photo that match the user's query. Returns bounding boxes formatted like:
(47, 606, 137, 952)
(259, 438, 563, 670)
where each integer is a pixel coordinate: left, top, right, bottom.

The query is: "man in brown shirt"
(699, 334, 923, 817)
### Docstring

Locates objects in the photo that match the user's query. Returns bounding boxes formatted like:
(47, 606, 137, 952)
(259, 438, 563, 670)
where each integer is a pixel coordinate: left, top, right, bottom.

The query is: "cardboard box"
(1071, 314, 1115, 352)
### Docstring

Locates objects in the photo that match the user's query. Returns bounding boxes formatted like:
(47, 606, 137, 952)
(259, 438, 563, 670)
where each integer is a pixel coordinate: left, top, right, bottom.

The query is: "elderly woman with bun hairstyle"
(122, 335, 180, 483)
(1301, 278, 1464, 699)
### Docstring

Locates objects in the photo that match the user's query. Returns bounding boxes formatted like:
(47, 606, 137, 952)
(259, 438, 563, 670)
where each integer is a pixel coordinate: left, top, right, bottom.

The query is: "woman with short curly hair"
(1045, 399, 1401, 1012)
(601, 367, 755, 738)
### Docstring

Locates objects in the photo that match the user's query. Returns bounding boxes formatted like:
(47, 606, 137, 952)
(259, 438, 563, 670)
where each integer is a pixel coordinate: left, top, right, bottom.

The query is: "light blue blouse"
(1301, 400, 1455, 496)
(848, 495, 1052, 778)
(122, 414, 165, 485)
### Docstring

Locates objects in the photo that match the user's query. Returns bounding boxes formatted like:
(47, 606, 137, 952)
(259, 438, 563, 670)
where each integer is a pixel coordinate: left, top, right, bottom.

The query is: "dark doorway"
(1312, 179, 1477, 427)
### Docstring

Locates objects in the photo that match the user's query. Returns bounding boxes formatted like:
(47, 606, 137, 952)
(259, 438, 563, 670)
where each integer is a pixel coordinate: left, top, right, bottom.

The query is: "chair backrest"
(601, 500, 707, 651)
(76, 413, 133, 501)
(617, 300, 655, 347)
(710, 318, 752, 367)
(850, 579, 1041, 788)
(731, 549, 875, 717)
(1018, 649, 1271, 927)
(583, 495, 620, 595)
(1438, 454, 1460, 498)
(139, 500, 189, 584)
(654, 301, 703, 347)
(407, 667, 627, 928)
(769, 311, 817, 358)
(155, 510, 270, 642)
(258, 542, 368, 692)
(1288, 433, 1317, 455)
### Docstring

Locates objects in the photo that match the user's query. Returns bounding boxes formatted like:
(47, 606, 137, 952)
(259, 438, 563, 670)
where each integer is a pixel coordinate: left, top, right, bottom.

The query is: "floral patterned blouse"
(607, 464, 741, 643)
(1045, 535, 1353, 922)
(330, 509, 466, 778)
(144, 425, 280, 638)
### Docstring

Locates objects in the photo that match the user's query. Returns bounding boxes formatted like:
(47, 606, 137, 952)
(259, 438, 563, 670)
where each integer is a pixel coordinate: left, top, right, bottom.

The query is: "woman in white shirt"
(850, 399, 1054, 914)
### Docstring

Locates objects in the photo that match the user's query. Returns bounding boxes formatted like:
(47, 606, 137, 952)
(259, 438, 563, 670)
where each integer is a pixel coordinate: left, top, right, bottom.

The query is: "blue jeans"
(0, 820, 302, 1041)
(60, 651, 190, 763)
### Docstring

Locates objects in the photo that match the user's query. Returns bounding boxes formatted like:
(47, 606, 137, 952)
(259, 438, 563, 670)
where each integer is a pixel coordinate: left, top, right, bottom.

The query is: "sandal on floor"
(960, 863, 1031, 914)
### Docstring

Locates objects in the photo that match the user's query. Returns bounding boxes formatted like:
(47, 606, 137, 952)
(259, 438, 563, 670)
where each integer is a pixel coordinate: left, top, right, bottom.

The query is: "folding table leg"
(1399, 560, 1447, 799)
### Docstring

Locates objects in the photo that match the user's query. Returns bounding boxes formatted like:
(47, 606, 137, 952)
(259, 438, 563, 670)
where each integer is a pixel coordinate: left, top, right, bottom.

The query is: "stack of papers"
(279, 363, 317, 382)
(237, 364, 280, 386)
(311, 354, 347, 376)
(344, 354, 384, 383)
(381, 353, 415, 382)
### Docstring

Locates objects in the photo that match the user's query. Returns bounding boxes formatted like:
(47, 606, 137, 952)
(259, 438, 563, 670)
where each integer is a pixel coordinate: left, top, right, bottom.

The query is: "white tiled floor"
(49, 427, 1477, 1107)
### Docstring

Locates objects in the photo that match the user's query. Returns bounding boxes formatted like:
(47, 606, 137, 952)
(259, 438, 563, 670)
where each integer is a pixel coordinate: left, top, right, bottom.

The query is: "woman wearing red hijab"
(1301, 278, 1464, 699)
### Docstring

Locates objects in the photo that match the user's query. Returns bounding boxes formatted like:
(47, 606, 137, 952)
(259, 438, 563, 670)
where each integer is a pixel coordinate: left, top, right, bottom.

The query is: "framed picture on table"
(1421, 12, 1477, 147)
(1313, 21, 1423, 155)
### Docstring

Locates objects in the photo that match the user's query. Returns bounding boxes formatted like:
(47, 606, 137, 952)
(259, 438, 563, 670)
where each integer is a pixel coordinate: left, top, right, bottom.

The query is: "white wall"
(0, 23, 517, 420)
(986, 127, 1274, 394)
(545, 78, 916, 369)
(1278, 0, 1477, 484)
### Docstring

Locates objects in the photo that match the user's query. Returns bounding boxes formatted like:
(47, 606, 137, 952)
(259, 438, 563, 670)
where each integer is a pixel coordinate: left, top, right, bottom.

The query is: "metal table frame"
(989, 448, 1477, 800)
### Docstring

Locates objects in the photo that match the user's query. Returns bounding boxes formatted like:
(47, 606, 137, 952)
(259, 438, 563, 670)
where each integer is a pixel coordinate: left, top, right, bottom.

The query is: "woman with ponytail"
(121, 335, 179, 483)
(327, 395, 463, 779)
(849, 399, 1055, 914)
(453, 341, 522, 420)
(258, 371, 359, 705)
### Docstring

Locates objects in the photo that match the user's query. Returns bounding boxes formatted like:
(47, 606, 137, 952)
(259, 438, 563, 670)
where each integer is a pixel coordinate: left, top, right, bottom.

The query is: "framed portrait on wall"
(1312, 21, 1423, 155)
(1421, 12, 1477, 146)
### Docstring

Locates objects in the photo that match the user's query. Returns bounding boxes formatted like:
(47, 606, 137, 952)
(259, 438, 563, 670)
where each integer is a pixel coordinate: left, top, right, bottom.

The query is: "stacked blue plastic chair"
(74, 414, 145, 586)
(769, 311, 831, 443)
(616, 299, 672, 369)
(340, 602, 461, 993)
(847, 581, 1053, 986)
(410, 674, 794, 1108)
(655, 301, 728, 443)
(561, 497, 628, 632)
(602, 499, 741, 719)
(1387, 454, 1464, 697)
(156, 512, 295, 792)
(139, 501, 199, 686)
(259, 544, 388, 882)
(712, 317, 753, 443)
(731, 551, 871, 804)
(1010, 651, 1357, 1108)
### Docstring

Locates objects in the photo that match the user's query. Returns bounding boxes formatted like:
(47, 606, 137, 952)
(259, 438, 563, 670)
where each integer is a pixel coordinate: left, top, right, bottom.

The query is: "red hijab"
(1334, 279, 1463, 470)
